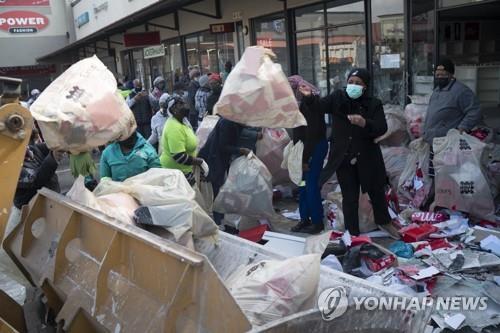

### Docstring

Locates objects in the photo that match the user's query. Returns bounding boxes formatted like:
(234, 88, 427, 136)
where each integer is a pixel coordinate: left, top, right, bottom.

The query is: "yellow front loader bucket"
(3, 188, 251, 332)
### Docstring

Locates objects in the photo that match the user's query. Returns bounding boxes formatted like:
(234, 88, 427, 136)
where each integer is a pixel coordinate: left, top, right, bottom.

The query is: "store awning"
(37, 0, 203, 62)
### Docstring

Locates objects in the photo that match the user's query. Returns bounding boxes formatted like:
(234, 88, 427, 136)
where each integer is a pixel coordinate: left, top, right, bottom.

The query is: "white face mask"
(194, 77, 200, 82)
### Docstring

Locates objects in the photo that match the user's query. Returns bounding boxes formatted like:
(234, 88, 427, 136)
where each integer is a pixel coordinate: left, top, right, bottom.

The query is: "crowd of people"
(13, 57, 484, 239)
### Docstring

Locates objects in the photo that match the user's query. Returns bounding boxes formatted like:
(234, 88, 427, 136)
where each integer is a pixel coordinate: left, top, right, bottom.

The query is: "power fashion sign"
(0, 10, 49, 33)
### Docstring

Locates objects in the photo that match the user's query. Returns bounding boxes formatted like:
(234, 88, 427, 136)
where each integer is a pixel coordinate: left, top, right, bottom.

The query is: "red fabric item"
(239, 225, 269, 242)
(402, 224, 439, 243)
(479, 220, 500, 228)
(351, 236, 372, 247)
(330, 231, 343, 240)
(429, 238, 452, 250)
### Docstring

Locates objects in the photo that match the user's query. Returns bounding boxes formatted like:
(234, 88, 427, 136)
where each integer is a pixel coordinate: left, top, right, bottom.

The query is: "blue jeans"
(299, 140, 328, 224)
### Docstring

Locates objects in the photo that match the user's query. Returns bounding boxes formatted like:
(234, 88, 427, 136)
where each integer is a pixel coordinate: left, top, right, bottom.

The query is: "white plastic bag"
(398, 138, 432, 208)
(67, 176, 138, 224)
(282, 141, 304, 186)
(433, 130, 495, 220)
(214, 46, 306, 128)
(196, 115, 219, 151)
(404, 95, 429, 140)
(31, 56, 136, 153)
(375, 105, 409, 146)
(226, 254, 320, 326)
(213, 154, 275, 219)
(256, 128, 291, 185)
(382, 146, 410, 190)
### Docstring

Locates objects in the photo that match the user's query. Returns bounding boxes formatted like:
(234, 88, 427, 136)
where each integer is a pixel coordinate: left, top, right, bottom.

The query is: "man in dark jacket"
(198, 117, 251, 225)
(127, 79, 154, 139)
(423, 57, 482, 144)
(301, 68, 399, 238)
(187, 69, 201, 130)
(14, 128, 62, 209)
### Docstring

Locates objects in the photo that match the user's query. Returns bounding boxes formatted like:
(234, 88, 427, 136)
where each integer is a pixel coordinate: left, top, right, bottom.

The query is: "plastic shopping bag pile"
(214, 46, 306, 129)
(30, 56, 136, 153)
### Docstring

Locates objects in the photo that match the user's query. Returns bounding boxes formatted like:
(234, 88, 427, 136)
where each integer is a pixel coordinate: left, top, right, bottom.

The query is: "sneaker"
(291, 219, 311, 232)
(378, 223, 401, 240)
(301, 223, 324, 235)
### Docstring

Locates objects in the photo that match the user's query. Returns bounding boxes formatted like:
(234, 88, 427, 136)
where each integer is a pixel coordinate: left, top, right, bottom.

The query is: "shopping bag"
(214, 46, 306, 128)
(193, 166, 214, 214)
(213, 153, 275, 219)
(31, 56, 136, 153)
(433, 130, 496, 220)
(256, 128, 291, 185)
(282, 141, 304, 186)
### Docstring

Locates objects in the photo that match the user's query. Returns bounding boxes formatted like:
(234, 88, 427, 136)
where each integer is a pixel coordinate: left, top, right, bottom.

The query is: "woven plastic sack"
(214, 46, 306, 128)
(382, 146, 410, 190)
(404, 95, 429, 140)
(196, 115, 219, 152)
(398, 138, 432, 208)
(375, 105, 409, 146)
(94, 168, 196, 205)
(30, 56, 136, 154)
(67, 176, 138, 225)
(433, 130, 496, 220)
(213, 153, 274, 219)
(256, 128, 291, 185)
(226, 254, 320, 326)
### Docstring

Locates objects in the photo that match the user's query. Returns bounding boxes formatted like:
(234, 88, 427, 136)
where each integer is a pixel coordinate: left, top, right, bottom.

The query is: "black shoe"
(291, 219, 311, 232)
(301, 223, 324, 234)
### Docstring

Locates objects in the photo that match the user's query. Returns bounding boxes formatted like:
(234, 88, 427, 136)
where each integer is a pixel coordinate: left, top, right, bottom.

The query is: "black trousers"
(336, 157, 391, 236)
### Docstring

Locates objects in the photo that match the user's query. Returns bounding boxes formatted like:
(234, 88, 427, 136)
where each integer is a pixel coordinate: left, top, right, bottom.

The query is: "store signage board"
(144, 44, 165, 59)
(210, 22, 235, 34)
(124, 31, 161, 47)
(0, 10, 49, 33)
(76, 11, 89, 28)
(0, 64, 56, 76)
(0, 0, 49, 6)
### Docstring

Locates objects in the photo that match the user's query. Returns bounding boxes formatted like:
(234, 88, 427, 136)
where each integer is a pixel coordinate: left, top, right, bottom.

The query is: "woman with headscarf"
(160, 96, 206, 185)
(288, 76, 328, 234)
(300, 68, 400, 239)
(150, 76, 166, 112)
(148, 93, 170, 153)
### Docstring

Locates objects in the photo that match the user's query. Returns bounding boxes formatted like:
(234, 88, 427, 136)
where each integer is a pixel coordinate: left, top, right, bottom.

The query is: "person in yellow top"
(160, 96, 206, 184)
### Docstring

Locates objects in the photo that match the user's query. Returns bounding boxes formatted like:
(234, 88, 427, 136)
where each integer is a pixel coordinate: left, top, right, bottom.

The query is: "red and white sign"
(0, 64, 56, 76)
(0, 10, 49, 33)
(0, 0, 49, 6)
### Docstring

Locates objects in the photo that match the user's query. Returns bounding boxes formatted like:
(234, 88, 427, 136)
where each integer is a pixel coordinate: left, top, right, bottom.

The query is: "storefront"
(251, 0, 405, 105)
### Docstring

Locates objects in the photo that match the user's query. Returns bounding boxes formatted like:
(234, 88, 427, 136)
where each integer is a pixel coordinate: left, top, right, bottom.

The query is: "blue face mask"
(346, 84, 364, 99)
